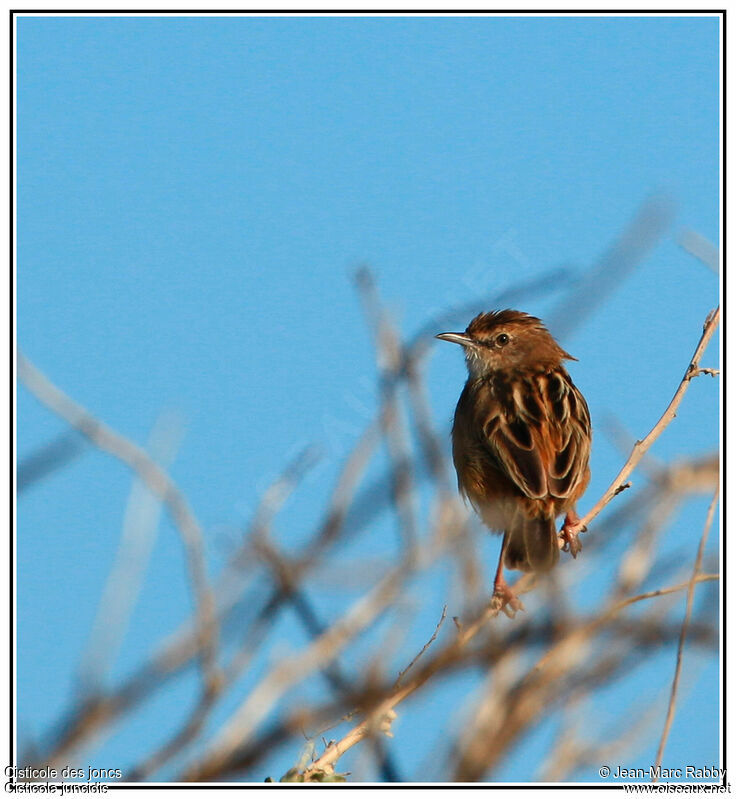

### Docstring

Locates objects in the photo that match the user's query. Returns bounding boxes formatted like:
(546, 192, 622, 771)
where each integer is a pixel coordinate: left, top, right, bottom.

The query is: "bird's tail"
(504, 513, 559, 573)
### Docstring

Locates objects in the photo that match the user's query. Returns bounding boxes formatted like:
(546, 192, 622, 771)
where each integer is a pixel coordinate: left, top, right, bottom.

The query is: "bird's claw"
(560, 513, 586, 558)
(491, 584, 525, 618)
(559, 526, 584, 558)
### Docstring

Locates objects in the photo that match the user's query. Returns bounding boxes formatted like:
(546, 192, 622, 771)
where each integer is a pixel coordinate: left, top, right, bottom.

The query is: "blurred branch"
(202, 600, 716, 782)
(35, 418, 383, 772)
(569, 306, 720, 537)
(128, 441, 402, 782)
(538, 691, 661, 782)
(610, 450, 718, 598)
(451, 576, 717, 781)
(356, 267, 420, 556)
(531, 574, 718, 678)
(407, 266, 577, 363)
(602, 574, 718, 616)
(678, 229, 719, 274)
(547, 195, 676, 339)
(78, 412, 185, 695)
(653, 487, 720, 778)
(183, 563, 409, 782)
(299, 569, 715, 782)
(17, 431, 86, 494)
(17, 352, 221, 696)
(19, 213, 720, 784)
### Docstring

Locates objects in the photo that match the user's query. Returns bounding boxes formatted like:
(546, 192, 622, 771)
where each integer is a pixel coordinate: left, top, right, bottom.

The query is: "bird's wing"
(483, 406, 548, 500)
(546, 376, 591, 499)
(481, 371, 590, 501)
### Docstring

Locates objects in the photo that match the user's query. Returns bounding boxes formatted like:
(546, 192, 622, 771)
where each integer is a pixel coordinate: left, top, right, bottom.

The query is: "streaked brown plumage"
(437, 310, 591, 613)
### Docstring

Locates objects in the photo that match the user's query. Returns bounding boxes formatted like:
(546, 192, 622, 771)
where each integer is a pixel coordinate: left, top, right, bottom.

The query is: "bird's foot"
(491, 578, 525, 619)
(559, 511, 586, 558)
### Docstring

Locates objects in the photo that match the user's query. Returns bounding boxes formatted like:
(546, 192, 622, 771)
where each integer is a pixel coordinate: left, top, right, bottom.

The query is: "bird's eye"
(496, 333, 510, 347)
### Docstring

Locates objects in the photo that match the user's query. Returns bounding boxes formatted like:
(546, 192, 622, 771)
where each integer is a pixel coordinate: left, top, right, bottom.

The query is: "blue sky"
(16, 14, 720, 782)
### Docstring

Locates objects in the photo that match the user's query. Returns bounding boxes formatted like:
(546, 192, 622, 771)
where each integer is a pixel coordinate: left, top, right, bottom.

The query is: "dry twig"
(300, 571, 716, 782)
(569, 307, 720, 536)
(18, 218, 719, 783)
(394, 605, 448, 689)
(653, 488, 720, 778)
(17, 352, 221, 695)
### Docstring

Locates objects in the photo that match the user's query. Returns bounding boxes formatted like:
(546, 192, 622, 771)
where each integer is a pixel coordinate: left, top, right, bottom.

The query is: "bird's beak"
(435, 332, 475, 347)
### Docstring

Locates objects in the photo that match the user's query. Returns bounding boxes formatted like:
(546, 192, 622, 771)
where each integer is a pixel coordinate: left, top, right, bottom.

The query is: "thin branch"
(183, 564, 407, 782)
(36, 420, 383, 771)
(356, 267, 420, 555)
(300, 571, 717, 780)
(17, 431, 86, 493)
(677, 228, 719, 274)
(607, 574, 718, 616)
(653, 488, 720, 778)
(249, 446, 323, 544)
(178, 573, 717, 782)
(128, 442, 363, 780)
(20, 239, 719, 783)
(78, 412, 185, 695)
(533, 572, 718, 668)
(394, 605, 447, 689)
(17, 352, 221, 694)
(569, 307, 720, 536)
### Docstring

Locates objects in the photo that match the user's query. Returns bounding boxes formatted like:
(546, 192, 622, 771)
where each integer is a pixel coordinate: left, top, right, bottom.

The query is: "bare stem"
(653, 488, 720, 779)
(17, 352, 221, 694)
(302, 571, 716, 779)
(570, 307, 720, 535)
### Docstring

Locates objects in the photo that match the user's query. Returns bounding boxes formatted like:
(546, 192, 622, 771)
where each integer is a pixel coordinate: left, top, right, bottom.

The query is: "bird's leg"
(491, 533, 525, 618)
(560, 509, 585, 558)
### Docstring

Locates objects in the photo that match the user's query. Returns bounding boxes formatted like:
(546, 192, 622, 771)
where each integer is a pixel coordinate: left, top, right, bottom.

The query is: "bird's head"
(436, 309, 573, 378)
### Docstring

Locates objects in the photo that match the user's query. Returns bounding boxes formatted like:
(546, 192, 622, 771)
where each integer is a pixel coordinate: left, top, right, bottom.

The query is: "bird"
(436, 309, 591, 614)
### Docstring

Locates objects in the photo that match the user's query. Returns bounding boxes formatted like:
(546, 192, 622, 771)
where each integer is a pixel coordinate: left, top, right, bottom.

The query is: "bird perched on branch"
(436, 310, 591, 615)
